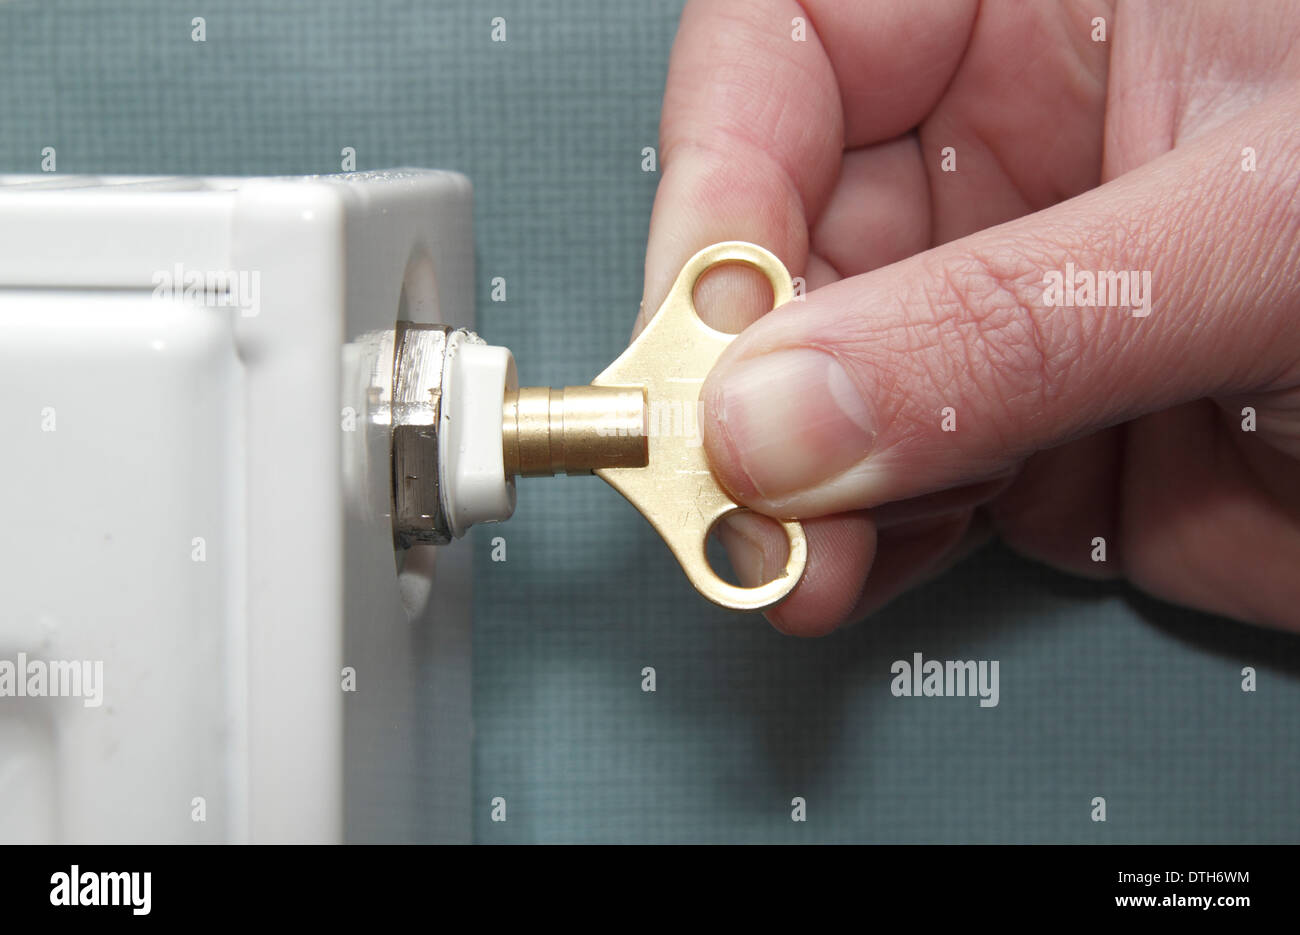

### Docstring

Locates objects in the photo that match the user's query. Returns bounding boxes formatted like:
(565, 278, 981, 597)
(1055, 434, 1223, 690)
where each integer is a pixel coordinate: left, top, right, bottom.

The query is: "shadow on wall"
(480, 482, 1300, 839)
(1125, 587, 1300, 677)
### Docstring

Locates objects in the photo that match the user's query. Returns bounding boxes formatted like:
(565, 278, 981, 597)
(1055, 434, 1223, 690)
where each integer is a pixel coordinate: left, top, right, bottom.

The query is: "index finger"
(639, 0, 976, 333)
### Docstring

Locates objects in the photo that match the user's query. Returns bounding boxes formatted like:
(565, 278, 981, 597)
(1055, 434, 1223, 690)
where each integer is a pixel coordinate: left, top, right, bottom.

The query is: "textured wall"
(3, 0, 1297, 843)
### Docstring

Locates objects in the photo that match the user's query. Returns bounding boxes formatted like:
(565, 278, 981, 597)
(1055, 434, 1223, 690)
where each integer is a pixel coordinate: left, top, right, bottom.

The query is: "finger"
(701, 94, 1300, 518)
(637, 0, 975, 334)
(636, 0, 841, 336)
(805, 0, 977, 148)
(809, 134, 932, 277)
(850, 510, 984, 618)
(716, 510, 874, 637)
(870, 474, 1014, 529)
(986, 428, 1125, 579)
(1119, 400, 1300, 629)
(920, 0, 1111, 241)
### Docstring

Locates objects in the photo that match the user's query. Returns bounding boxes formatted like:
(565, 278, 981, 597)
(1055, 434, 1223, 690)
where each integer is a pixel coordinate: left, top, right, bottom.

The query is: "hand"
(637, 0, 1300, 634)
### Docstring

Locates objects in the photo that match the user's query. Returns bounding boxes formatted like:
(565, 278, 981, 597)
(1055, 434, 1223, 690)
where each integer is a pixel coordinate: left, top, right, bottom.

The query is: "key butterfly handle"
(592, 241, 808, 611)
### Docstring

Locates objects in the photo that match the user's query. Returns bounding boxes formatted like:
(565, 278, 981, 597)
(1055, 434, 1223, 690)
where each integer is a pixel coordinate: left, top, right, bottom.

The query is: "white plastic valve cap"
(438, 332, 518, 538)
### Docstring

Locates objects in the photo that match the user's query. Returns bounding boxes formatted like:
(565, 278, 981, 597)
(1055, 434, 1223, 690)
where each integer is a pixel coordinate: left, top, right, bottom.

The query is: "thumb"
(702, 96, 1300, 518)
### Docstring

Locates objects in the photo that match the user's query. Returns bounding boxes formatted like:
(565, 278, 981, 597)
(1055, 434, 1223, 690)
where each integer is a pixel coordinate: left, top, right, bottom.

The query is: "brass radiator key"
(503, 241, 808, 611)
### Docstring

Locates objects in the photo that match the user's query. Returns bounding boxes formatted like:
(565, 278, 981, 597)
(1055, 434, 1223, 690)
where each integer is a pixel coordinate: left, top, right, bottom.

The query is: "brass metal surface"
(597, 242, 807, 610)
(503, 241, 808, 611)
(502, 385, 648, 476)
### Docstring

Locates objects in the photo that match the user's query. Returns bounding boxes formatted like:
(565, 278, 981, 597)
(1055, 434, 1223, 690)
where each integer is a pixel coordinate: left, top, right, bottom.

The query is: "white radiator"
(0, 169, 475, 843)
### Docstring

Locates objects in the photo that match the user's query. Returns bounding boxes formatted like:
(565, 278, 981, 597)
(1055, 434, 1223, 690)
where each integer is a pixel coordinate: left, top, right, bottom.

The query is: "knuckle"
(914, 247, 1091, 445)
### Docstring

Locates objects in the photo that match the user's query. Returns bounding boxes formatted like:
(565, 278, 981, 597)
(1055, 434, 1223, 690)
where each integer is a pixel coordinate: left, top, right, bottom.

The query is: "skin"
(633, 0, 1300, 635)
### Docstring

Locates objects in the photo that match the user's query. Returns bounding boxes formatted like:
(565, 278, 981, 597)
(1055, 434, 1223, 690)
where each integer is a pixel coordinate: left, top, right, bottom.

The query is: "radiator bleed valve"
(390, 241, 807, 612)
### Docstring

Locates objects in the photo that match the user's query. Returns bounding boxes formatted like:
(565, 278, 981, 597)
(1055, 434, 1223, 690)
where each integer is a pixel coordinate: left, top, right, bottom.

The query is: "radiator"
(0, 169, 474, 843)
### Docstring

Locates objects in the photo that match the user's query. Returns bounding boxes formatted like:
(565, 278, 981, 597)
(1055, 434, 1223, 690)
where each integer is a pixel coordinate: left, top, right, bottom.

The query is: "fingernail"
(708, 349, 873, 500)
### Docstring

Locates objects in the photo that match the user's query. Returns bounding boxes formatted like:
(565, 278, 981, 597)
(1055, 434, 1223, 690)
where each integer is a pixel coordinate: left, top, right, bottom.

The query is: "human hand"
(637, 0, 1300, 634)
